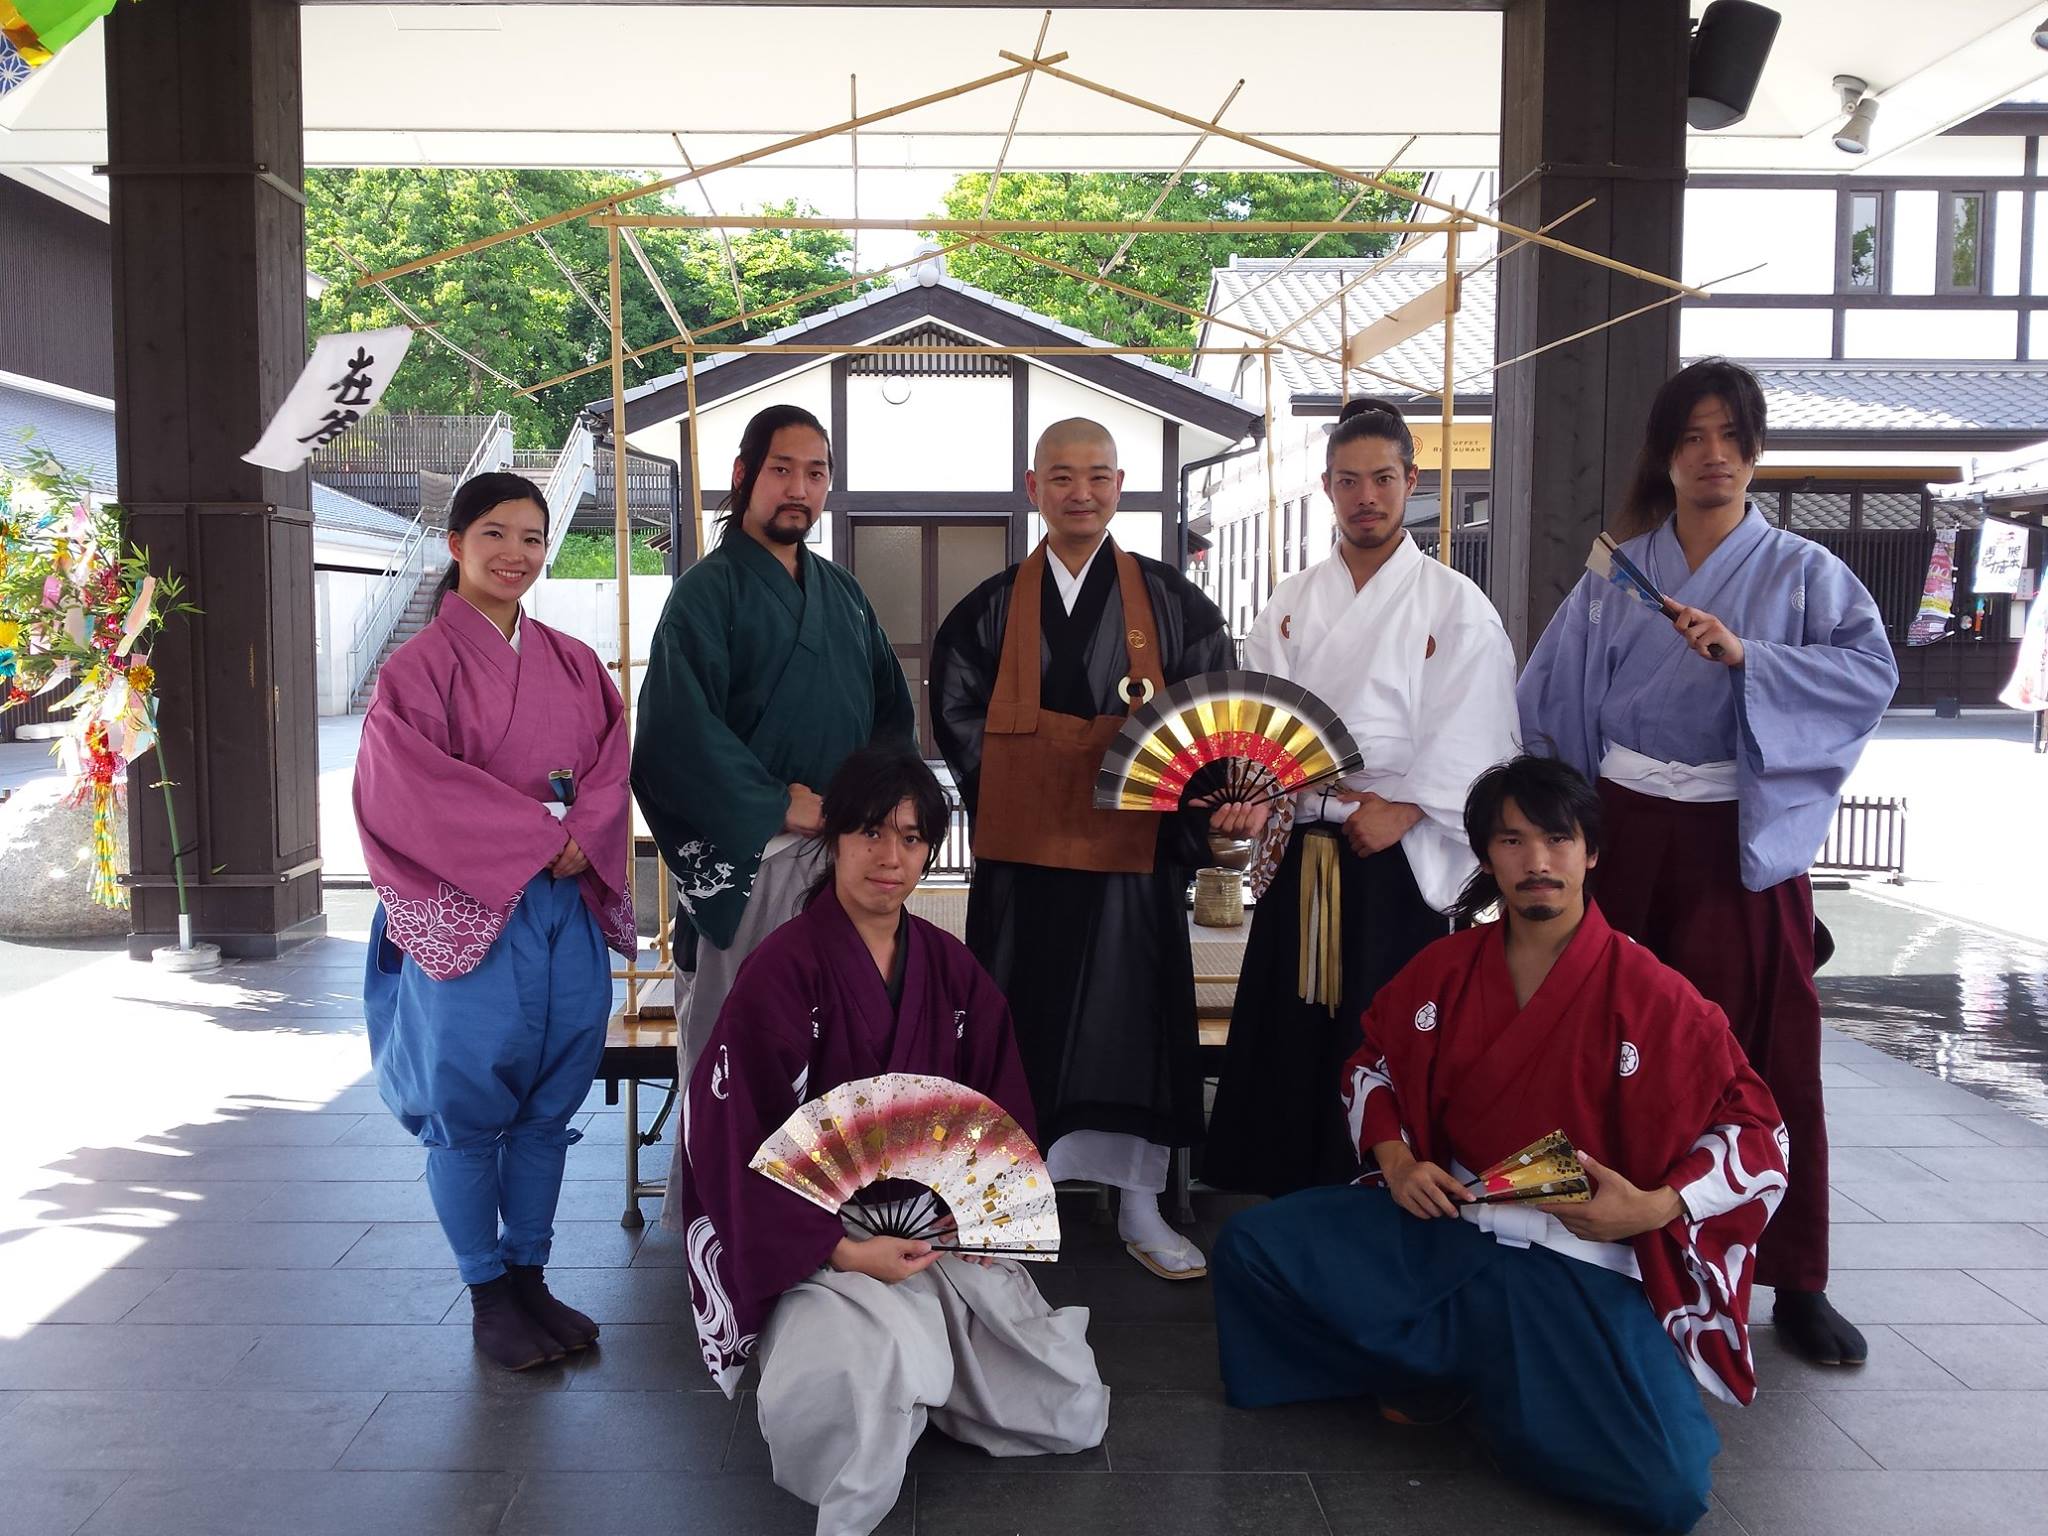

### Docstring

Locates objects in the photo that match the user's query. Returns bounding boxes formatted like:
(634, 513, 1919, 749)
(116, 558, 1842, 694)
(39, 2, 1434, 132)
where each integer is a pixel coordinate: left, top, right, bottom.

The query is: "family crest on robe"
(353, 591, 636, 979)
(1518, 504, 1898, 889)
(1342, 901, 1789, 1403)
(929, 538, 1237, 1153)
(631, 533, 917, 949)
(1250, 536, 1521, 910)
(672, 886, 1040, 1394)
(1201, 536, 1519, 1197)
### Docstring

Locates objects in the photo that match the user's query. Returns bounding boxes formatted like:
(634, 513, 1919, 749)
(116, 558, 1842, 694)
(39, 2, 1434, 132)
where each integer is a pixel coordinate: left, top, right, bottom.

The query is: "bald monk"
(930, 419, 1262, 1280)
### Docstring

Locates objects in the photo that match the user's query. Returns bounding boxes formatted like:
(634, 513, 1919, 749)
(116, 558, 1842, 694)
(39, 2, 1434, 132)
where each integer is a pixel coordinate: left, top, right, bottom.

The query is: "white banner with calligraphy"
(243, 326, 415, 472)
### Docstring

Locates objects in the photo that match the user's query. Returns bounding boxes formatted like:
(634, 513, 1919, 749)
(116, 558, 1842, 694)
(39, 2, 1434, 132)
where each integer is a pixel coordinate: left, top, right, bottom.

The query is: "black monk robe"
(930, 542, 1235, 1149)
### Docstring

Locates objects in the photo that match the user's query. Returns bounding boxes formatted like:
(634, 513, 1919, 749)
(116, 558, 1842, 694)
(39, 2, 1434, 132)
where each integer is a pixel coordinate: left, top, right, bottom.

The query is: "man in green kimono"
(633, 403, 915, 1227)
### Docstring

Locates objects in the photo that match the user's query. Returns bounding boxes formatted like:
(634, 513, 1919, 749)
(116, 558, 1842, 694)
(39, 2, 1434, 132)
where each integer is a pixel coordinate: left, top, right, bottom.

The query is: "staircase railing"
(341, 411, 513, 707)
(542, 418, 596, 572)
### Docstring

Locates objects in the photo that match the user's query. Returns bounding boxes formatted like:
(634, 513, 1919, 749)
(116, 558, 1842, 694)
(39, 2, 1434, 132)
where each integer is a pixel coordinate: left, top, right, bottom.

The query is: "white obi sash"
(1599, 744, 1738, 804)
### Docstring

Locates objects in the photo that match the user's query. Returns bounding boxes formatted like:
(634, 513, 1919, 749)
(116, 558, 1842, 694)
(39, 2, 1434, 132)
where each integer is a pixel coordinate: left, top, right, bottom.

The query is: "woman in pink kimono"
(353, 472, 635, 1370)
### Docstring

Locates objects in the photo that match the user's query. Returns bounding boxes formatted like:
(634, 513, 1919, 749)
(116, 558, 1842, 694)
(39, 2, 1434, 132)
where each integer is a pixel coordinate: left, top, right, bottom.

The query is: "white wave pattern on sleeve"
(376, 883, 516, 980)
(686, 1215, 757, 1399)
(1342, 1056, 1396, 1152)
(1661, 1120, 1790, 1405)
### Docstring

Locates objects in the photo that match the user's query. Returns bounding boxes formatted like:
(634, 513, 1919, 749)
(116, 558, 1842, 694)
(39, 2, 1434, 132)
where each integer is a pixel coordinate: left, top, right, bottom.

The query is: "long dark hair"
(433, 471, 549, 614)
(1618, 358, 1768, 537)
(716, 404, 834, 543)
(803, 746, 952, 908)
(1450, 753, 1604, 926)
(1326, 395, 1415, 471)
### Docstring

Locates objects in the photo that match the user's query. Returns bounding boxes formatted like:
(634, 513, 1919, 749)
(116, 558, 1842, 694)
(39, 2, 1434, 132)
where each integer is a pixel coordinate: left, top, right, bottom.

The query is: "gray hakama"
(757, 1251, 1108, 1536)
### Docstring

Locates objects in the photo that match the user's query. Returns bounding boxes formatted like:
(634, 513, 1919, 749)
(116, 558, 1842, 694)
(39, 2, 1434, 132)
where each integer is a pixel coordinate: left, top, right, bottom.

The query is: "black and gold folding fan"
(1093, 669, 1362, 812)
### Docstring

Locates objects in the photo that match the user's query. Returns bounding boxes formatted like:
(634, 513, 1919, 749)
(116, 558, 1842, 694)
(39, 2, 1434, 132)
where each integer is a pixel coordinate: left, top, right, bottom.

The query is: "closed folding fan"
(750, 1074, 1060, 1259)
(1093, 669, 1363, 812)
(1463, 1130, 1593, 1205)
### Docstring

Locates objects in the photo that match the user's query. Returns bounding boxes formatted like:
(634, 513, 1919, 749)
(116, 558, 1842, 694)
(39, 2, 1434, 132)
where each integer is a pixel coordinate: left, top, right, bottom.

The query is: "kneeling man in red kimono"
(1213, 754, 1788, 1533)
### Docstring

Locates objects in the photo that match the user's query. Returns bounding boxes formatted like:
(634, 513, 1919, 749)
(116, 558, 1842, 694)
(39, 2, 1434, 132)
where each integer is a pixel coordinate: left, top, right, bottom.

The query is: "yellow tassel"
(88, 782, 126, 909)
(1295, 826, 1342, 1015)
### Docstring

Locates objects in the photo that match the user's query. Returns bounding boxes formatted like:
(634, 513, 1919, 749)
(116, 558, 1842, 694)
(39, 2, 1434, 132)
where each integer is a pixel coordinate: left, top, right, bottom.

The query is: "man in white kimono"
(1202, 398, 1520, 1196)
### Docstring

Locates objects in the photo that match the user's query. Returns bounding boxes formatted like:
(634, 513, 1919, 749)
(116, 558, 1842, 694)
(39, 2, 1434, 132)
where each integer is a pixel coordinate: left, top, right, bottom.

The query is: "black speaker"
(1688, 1, 1782, 131)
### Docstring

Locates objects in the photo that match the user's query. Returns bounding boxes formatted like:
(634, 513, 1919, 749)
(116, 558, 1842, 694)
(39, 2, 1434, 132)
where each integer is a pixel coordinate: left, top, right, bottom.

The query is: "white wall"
(1025, 366, 1165, 492)
(1684, 187, 1836, 292)
(315, 569, 388, 715)
(1843, 308, 2019, 359)
(527, 574, 672, 680)
(845, 374, 1011, 491)
(1681, 306, 1833, 359)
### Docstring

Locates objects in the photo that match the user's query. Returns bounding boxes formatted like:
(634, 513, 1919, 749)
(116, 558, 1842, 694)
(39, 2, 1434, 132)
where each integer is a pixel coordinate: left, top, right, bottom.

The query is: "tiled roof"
(1205, 258, 2048, 436)
(601, 272, 1256, 422)
(1203, 257, 1495, 399)
(1748, 364, 2048, 435)
(1, 379, 411, 540)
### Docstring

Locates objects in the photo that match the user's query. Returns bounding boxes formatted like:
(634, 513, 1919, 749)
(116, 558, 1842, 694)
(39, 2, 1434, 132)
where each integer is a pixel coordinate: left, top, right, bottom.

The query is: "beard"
(759, 504, 814, 546)
(1512, 899, 1565, 922)
(1337, 514, 1403, 552)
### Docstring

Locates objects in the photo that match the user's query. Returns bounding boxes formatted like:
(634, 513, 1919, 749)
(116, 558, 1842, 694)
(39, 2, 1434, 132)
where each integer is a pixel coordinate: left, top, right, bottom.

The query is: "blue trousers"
(1213, 1186, 1718, 1534)
(365, 872, 610, 1285)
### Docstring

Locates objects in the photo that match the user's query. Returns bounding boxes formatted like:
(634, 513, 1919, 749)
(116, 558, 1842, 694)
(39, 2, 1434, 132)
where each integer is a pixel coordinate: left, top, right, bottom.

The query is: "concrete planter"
(0, 778, 131, 940)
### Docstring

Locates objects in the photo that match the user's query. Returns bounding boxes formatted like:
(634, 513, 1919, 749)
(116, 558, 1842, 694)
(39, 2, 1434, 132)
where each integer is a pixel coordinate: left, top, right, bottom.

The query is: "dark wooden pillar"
(107, 0, 324, 957)
(1490, 0, 1689, 657)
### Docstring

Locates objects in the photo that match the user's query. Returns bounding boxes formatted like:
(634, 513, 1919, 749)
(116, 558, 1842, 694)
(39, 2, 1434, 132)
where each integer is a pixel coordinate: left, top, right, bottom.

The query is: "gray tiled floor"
(4, 888, 2048, 1535)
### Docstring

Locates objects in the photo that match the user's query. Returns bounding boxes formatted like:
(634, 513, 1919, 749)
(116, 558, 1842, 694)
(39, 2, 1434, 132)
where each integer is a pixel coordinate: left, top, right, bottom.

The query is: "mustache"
(1515, 877, 1564, 892)
(772, 503, 813, 517)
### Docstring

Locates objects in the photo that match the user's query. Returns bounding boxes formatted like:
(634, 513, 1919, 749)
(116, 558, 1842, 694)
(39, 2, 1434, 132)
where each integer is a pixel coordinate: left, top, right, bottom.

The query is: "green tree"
(935, 171, 1421, 360)
(307, 169, 858, 448)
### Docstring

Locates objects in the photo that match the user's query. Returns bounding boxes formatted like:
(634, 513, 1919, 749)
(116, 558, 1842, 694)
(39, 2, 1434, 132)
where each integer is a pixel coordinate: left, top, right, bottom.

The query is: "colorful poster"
(1972, 518, 2032, 596)
(1907, 528, 1959, 646)
(243, 327, 413, 473)
(2001, 578, 2048, 712)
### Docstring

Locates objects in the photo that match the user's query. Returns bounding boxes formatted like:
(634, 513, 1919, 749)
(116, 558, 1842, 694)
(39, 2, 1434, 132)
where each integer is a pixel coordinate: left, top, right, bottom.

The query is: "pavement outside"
(1, 717, 2046, 1534)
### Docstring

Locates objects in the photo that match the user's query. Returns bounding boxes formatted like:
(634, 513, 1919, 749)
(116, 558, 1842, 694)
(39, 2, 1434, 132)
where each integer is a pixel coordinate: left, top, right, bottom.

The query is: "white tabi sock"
(1116, 1189, 1205, 1273)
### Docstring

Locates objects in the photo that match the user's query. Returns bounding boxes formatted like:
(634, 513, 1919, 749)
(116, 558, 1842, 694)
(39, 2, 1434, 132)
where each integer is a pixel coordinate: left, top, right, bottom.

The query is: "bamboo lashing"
(359, 55, 1069, 287)
(995, 51, 1709, 300)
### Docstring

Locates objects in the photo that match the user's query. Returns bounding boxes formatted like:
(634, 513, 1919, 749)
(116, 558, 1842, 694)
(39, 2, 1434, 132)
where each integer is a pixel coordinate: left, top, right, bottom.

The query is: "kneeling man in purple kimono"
(673, 747, 1108, 1536)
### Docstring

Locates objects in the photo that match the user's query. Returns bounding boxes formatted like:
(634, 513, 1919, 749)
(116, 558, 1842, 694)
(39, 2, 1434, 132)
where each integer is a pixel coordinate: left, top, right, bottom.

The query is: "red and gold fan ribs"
(1463, 1130, 1593, 1205)
(750, 1073, 1062, 1259)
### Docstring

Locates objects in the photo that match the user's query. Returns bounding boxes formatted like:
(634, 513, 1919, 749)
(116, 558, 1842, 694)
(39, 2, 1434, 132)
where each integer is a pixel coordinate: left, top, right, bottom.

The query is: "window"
(1788, 492, 1852, 531)
(1280, 499, 1294, 574)
(1841, 190, 1884, 291)
(1938, 190, 1987, 295)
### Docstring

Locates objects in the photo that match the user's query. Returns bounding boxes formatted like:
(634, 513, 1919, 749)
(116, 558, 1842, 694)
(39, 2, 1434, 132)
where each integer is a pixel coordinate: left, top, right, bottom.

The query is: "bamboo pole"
(1338, 290, 1349, 408)
(359, 55, 1068, 287)
(1261, 348, 1279, 596)
(849, 76, 861, 276)
(1209, 133, 1417, 321)
(505, 187, 613, 333)
(624, 227, 688, 339)
(1438, 225, 1457, 569)
(591, 214, 1460, 235)
(607, 225, 640, 1019)
(1466, 261, 1763, 387)
(518, 237, 986, 398)
(661, 341, 1304, 358)
(333, 244, 524, 390)
(682, 332, 708, 556)
(984, 9, 1052, 219)
(671, 132, 747, 316)
(1100, 78, 1244, 277)
(994, 52, 1707, 298)
(970, 235, 1341, 368)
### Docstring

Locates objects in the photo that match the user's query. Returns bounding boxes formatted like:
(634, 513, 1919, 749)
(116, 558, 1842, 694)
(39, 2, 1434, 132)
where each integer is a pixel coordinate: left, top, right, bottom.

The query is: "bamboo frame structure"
(353, 37, 1720, 1020)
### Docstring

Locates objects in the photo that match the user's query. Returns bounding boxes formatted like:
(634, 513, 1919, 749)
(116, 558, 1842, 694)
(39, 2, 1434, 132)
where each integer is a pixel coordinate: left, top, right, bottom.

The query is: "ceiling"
(3, 3, 2046, 211)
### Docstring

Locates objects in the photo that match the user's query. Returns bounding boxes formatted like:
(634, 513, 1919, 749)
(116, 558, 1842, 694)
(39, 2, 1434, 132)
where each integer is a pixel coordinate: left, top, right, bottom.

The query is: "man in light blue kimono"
(1517, 357, 1897, 1366)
